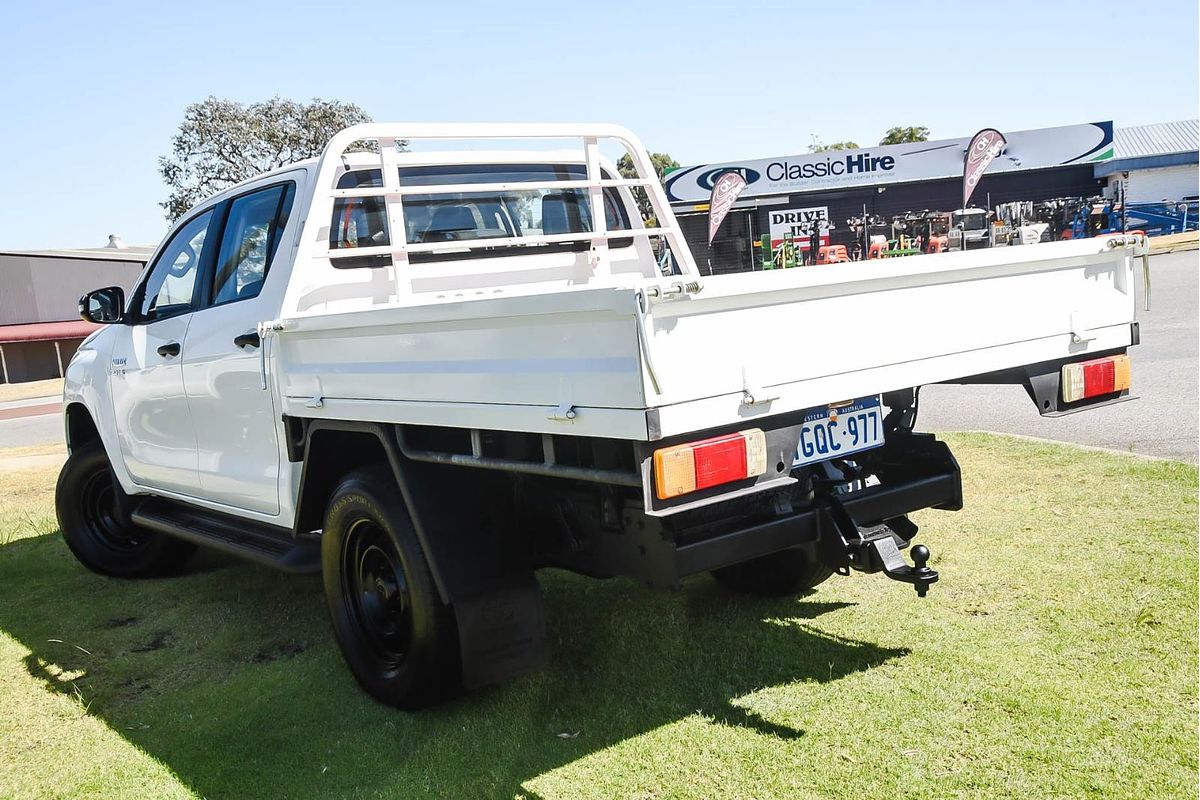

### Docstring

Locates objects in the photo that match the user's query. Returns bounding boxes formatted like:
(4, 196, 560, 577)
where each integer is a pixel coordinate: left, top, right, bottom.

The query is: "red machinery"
(816, 244, 850, 264)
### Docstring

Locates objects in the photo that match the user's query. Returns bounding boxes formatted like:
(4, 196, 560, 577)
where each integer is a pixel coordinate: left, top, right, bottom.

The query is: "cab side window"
(210, 183, 295, 306)
(138, 209, 214, 321)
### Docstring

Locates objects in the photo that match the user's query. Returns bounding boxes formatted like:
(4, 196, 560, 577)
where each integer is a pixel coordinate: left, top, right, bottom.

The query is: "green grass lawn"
(0, 433, 1195, 799)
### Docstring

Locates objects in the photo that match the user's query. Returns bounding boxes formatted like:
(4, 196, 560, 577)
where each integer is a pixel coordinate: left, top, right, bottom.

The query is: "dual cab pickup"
(60, 124, 1146, 708)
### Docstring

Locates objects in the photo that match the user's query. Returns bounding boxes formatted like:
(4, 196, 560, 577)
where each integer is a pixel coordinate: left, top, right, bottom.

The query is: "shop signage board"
(665, 121, 1114, 203)
(768, 206, 830, 249)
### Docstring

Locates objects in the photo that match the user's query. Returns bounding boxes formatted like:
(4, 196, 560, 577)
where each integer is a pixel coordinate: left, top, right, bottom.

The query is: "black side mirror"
(79, 286, 125, 324)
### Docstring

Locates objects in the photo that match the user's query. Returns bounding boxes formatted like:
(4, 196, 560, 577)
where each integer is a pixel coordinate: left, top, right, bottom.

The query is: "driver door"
(108, 209, 215, 495)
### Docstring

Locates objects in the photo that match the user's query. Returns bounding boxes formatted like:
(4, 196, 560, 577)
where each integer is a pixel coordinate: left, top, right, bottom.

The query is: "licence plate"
(793, 395, 885, 467)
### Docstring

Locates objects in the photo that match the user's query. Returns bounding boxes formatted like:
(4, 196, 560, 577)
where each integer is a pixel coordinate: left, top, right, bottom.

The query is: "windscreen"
(955, 213, 987, 231)
(330, 163, 631, 266)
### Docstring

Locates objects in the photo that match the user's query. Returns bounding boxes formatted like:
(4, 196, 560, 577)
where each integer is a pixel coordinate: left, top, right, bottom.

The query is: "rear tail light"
(653, 429, 767, 500)
(1062, 354, 1131, 403)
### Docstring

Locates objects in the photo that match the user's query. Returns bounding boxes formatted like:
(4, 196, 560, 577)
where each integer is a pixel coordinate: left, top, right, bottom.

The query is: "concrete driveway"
(919, 249, 1197, 462)
(0, 395, 62, 450)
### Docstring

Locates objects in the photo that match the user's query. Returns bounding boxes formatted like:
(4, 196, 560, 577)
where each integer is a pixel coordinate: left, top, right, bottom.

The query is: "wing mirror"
(79, 286, 125, 324)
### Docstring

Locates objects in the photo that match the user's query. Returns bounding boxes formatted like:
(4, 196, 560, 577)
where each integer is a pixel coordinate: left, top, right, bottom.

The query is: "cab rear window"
(330, 163, 631, 267)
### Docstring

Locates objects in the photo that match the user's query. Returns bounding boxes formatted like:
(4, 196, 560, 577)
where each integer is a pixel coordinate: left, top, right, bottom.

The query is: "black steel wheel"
(321, 465, 459, 709)
(341, 518, 414, 674)
(711, 547, 835, 597)
(56, 439, 195, 577)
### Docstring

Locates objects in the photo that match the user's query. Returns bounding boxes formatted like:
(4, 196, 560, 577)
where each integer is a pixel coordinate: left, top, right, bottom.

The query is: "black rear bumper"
(676, 443, 960, 578)
(566, 433, 962, 589)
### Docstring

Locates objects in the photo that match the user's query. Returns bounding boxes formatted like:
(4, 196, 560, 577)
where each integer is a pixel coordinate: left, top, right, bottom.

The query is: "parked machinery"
(826, 187, 1186, 265)
(795, 217, 835, 266)
(1066, 197, 1120, 239)
(910, 210, 950, 253)
(1011, 198, 1080, 241)
(1123, 199, 1199, 236)
(1009, 195, 1196, 240)
(994, 201, 1050, 246)
(758, 219, 850, 267)
(884, 211, 941, 257)
(816, 244, 851, 264)
(757, 231, 803, 269)
(1017, 196, 1119, 241)
(950, 207, 992, 250)
(847, 213, 889, 260)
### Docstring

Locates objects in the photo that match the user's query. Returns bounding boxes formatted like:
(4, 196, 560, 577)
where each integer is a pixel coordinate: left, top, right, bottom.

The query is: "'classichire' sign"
(665, 121, 1113, 204)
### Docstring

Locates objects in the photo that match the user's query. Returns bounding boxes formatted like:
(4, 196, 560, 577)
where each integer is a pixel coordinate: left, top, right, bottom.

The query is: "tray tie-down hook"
(821, 491, 939, 597)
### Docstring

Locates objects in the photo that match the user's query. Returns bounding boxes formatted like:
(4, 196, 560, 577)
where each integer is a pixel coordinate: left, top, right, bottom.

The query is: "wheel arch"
(61, 400, 139, 497)
(293, 419, 527, 604)
(293, 423, 392, 535)
(64, 402, 100, 453)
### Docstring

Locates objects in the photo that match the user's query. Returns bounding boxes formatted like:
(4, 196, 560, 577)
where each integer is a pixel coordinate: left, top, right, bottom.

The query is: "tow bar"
(820, 490, 939, 597)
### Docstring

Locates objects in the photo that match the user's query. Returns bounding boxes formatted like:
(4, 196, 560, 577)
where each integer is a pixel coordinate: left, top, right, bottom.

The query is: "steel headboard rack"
(285, 123, 700, 315)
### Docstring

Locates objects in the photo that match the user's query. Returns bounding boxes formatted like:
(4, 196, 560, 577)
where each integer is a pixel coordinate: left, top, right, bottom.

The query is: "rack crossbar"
(323, 227, 672, 259)
(330, 178, 654, 199)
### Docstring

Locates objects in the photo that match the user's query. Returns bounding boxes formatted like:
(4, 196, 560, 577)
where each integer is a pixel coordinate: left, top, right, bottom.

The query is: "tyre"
(321, 465, 460, 709)
(56, 440, 195, 578)
(711, 548, 834, 597)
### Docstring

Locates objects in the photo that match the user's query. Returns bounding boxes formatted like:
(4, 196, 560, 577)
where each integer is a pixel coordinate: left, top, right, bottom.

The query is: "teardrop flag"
(708, 170, 748, 244)
(962, 128, 1007, 208)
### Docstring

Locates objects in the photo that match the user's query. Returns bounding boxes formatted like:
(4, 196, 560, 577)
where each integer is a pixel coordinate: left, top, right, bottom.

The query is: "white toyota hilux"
(59, 124, 1147, 708)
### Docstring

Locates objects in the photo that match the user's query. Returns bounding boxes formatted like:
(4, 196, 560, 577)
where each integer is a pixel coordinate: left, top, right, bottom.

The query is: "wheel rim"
(341, 518, 413, 674)
(78, 467, 144, 552)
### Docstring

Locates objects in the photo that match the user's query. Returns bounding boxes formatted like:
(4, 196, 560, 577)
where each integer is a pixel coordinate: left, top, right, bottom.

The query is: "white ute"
(60, 124, 1147, 708)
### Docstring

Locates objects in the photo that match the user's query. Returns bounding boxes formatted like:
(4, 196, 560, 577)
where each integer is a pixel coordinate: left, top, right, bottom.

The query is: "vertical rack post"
(378, 136, 410, 299)
(583, 136, 610, 279)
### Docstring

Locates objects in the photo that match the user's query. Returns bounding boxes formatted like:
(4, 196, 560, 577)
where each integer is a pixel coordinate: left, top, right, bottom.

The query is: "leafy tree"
(617, 152, 680, 222)
(159, 96, 375, 221)
(879, 126, 930, 145)
(808, 137, 860, 152)
(617, 151, 680, 181)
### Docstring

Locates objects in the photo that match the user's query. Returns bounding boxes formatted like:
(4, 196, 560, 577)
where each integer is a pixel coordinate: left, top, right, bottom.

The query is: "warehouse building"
(667, 120, 1197, 273)
(0, 238, 150, 384)
(1096, 120, 1199, 203)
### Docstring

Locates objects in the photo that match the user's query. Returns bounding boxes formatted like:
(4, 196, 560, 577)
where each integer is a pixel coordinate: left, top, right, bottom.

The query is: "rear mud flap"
(454, 574, 547, 689)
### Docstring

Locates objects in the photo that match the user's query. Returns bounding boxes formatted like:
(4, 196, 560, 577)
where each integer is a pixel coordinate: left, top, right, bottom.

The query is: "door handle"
(157, 341, 181, 358)
(234, 332, 261, 349)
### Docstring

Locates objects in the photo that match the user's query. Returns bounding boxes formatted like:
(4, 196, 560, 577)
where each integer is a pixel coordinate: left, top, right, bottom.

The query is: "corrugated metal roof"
(1115, 120, 1199, 158)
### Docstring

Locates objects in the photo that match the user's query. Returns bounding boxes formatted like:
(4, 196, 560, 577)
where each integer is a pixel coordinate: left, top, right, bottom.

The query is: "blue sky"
(1, 0, 1196, 249)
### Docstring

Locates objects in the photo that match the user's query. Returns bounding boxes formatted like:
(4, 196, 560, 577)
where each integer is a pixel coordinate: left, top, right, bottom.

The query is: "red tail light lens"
(1062, 354, 1131, 403)
(693, 434, 749, 492)
(653, 429, 768, 500)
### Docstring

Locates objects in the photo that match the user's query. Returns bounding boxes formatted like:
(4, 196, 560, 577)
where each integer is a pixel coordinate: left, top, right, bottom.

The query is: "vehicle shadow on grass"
(0, 532, 908, 799)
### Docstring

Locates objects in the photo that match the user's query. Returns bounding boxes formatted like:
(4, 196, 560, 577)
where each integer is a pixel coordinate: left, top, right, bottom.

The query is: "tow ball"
(821, 496, 940, 597)
(855, 537, 939, 598)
